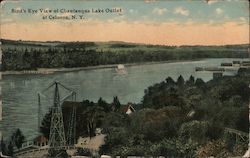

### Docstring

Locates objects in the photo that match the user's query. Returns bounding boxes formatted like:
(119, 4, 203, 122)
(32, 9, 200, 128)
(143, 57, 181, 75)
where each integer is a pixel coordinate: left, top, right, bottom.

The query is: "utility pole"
(37, 81, 76, 157)
(48, 82, 66, 148)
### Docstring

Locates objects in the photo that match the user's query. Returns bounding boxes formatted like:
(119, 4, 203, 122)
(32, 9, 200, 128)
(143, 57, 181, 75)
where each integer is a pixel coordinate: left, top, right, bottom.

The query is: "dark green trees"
(177, 75, 185, 86)
(0, 129, 26, 156)
(83, 103, 105, 138)
(11, 129, 25, 149)
(1, 39, 248, 71)
(40, 109, 52, 139)
(112, 96, 121, 112)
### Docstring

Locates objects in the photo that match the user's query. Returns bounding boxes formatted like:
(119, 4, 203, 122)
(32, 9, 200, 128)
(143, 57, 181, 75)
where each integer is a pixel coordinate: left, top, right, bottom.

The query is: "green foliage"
(7, 142, 14, 156)
(235, 106, 249, 132)
(100, 75, 249, 156)
(177, 75, 185, 87)
(186, 75, 195, 86)
(38, 74, 249, 157)
(98, 97, 111, 112)
(11, 128, 25, 149)
(0, 129, 25, 156)
(1, 39, 248, 71)
(178, 120, 209, 144)
(83, 102, 105, 138)
(40, 108, 52, 139)
(111, 96, 121, 112)
(195, 78, 206, 89)
(0, 139, 8, 155)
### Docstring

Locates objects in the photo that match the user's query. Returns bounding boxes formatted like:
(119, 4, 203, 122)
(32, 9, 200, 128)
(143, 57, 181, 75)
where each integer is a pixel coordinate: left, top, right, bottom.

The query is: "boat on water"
(115, 64, 127, 75)
(116, 64, 125, 70)
(221, 63, 233, 67)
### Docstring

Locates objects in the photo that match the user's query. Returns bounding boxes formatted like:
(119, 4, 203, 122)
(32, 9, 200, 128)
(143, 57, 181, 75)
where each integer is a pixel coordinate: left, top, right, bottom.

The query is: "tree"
(83, 104, 105, 138)
(11, 129, 25, 149)
(166, 77, 175, 86)
(98, 97, 111, 112)
(177, 75, 185, 87)
(195, 78, 206, 88)
(112, 96, 121, 112)
(7, 142, 14, 156)
(0, 138, 7, 155)
(178, 120, 209, 144)
(40, 108, 52, 139)
(186, 75, 195, 86)
(235, 107, 248, 132)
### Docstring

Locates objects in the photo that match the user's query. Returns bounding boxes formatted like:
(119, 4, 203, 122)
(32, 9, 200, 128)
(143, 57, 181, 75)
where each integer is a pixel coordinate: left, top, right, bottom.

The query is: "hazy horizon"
(1, 38, 249, 47)
(1, 0, 249, 46)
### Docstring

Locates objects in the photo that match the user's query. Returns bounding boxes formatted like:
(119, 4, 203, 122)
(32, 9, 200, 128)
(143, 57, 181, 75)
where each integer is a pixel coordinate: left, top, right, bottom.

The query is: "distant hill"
(1, 39, 249, 49)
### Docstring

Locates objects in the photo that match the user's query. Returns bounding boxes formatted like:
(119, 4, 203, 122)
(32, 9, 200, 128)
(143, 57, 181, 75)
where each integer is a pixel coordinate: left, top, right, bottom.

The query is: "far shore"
(1, 59, 205, 75)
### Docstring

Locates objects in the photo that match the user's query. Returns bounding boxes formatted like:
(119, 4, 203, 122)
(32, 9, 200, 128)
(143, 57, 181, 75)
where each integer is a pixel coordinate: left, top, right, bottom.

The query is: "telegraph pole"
(48, 82, 66, 148)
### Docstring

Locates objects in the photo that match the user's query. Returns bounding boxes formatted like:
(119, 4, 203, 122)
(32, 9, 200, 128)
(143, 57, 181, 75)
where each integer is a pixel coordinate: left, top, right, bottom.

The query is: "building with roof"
(120, 104, 136, 115)
(33, 135, 48, 147)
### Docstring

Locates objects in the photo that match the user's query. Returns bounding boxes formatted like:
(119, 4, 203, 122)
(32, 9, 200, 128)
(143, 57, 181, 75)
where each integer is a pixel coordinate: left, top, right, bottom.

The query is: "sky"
(0, 0, 249, 46)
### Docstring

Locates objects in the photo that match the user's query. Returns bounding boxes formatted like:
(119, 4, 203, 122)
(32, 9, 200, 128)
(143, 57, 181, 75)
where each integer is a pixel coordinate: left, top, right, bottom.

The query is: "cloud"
(207, 0, 218, 5)
(144, 0, 156, 3)
(1, 0, 20, 9)
(152, 7, 167, 15)
(215, 8, 223, 15)
(240, 17, 246, 21)
(239, 17, 249, 25)
(174, 7, 189, 16)
(1, 18, 14, 24)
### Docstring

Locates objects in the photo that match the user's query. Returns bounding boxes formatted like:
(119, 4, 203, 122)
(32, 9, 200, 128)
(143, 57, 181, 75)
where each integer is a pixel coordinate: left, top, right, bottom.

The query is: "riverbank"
(1, 59, 203, 75)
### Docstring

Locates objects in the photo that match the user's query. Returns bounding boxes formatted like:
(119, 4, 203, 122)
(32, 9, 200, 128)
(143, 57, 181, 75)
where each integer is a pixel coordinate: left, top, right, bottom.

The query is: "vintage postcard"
(0, 0, 249, 157)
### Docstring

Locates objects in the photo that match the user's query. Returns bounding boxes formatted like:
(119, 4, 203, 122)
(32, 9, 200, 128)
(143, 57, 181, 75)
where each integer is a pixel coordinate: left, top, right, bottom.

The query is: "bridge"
(224, 127, 248, 143)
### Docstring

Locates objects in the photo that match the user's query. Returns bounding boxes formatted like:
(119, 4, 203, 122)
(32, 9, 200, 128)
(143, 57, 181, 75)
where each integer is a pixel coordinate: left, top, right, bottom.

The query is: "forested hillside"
(1, 39, 248, 71)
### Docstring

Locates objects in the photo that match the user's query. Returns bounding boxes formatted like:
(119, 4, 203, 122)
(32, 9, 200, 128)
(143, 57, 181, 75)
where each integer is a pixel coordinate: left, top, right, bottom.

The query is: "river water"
(0, 58, 248, 140)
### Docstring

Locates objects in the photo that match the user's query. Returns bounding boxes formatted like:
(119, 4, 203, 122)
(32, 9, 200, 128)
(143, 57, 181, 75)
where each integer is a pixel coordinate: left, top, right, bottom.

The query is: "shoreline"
(0, 59, 209, 75)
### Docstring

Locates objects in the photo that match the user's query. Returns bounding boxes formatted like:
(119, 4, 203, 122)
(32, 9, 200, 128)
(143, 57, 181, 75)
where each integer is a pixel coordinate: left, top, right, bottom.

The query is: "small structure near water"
(195, 67, 225, 72)
(115, 64, 127, 75)
(221, 63, 232, 66)
(33, 135, 49, 147)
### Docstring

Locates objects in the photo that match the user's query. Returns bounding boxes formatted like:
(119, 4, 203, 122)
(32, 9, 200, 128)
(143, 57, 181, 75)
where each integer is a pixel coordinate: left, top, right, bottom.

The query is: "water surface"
(0, 58, 247, 140)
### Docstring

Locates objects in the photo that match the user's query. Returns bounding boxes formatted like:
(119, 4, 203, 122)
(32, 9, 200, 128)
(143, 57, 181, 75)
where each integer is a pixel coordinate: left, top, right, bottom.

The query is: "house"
(120, 104, 136, 115)
(33, 135, 48, 147)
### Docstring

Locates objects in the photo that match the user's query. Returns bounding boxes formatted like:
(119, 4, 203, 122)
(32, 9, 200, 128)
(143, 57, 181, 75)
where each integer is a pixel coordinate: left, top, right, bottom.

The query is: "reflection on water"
(0, 58, 248, 140)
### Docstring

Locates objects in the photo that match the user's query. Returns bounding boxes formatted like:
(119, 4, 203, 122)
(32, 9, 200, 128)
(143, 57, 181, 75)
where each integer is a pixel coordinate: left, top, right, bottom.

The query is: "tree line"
(1, 40, 248, 71)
